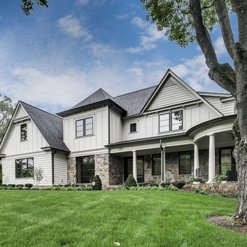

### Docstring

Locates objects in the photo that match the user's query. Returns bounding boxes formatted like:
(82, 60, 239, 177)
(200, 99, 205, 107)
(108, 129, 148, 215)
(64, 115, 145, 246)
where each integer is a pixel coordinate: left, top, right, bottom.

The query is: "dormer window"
(130, 123, 137, 133)
(20, 123, 27, 141)
(159, 110, 183, 132)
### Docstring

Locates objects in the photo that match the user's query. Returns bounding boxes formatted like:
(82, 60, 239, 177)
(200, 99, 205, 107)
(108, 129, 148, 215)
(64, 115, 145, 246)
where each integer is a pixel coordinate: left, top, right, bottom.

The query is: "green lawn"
(0, 190, 246, 247)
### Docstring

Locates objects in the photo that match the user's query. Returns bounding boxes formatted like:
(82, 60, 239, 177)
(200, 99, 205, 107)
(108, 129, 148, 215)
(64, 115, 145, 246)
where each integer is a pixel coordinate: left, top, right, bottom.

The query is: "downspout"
(51, 149, 57, 185)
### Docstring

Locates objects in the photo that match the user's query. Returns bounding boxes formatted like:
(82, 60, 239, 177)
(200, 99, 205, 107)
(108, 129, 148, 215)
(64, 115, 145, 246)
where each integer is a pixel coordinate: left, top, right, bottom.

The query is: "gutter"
(51, 149, 56, 185)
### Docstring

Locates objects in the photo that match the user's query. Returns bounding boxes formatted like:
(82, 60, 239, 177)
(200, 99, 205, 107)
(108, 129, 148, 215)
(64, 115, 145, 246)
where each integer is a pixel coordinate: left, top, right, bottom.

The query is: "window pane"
(77, 131, 84, 137)
(160, 114, 169, 121)
(85, 128, 93, 135)
(20, 123, 27, 141)
(172, 111, 183, 130)
(152, 155, 161, 175)
(85, 118, 93, 124)
(179, 152, 191, 174)
(159, 113, 170, 132)
(76, 120, 83, 126)
(15, 158, 34, 178)
(130, 123, 136, 133)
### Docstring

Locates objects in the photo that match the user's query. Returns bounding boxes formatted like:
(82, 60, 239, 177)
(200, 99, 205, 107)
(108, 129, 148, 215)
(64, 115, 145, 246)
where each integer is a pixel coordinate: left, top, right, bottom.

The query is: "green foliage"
(0, 95, 14, 142)
(24, 183, 33, 189)
(140, 0, 230, 47)
(125, 174, 137, 187)
(22, 0, 48, 15)
(92, 175, 102, 190)
(171, 180, 186, 189)
(0, 164, 2, 185)
(0, 190, 244, 246)
(34, 167, 44, 184)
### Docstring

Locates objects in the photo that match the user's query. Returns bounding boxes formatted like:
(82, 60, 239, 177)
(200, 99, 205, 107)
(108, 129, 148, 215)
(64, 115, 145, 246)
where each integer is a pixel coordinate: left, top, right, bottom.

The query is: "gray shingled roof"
(21, 101, 70, 152)
(72, 88, 118, 109)
(114, 86, 157, 116)
(59, 86, 157, 117)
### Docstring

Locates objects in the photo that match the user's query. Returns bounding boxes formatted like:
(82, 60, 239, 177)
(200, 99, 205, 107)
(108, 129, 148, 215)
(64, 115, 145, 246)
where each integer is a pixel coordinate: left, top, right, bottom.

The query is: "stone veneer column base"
(95, 153, 110, 188)
(67, 157, 76, 185)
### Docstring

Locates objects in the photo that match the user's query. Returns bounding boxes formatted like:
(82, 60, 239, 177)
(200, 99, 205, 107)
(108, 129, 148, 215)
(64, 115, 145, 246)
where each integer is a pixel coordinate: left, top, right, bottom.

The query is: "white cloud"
(57, 15, 92, 40)
(214, 36, 227, 56)
(8, 67, 91, 110)
(172, 55, 214, 91)
(127, 17, 167, 53)
(76, 0, 89, 6)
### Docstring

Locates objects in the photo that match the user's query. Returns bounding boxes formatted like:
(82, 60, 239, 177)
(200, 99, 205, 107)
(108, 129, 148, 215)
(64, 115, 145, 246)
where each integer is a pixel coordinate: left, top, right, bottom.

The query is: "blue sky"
(0, 0, 230, 113)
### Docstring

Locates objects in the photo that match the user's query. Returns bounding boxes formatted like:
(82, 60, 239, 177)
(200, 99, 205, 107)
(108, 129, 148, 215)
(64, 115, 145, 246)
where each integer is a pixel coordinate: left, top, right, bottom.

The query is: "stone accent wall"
(109, 155, 124, 185)
(67, 157, 76, 184)
(95, 153, 110, 188)
(184, 182, 238, 194)
(198, 149, 208, 179)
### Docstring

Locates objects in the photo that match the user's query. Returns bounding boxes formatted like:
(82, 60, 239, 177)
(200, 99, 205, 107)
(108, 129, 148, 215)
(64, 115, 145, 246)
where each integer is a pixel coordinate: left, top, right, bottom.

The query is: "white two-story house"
(0, 70, 236, 187)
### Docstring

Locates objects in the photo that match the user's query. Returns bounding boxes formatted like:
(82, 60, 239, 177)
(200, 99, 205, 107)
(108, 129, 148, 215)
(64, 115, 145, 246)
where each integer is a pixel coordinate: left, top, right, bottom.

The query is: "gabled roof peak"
(72, 87, 116, 109)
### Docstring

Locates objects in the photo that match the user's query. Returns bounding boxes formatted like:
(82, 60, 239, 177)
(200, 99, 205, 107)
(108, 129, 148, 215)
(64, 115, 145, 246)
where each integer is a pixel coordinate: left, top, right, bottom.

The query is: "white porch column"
(132, 150, 137, 181)
(194, 142, 199, 178)
(208, 134, 215, 183)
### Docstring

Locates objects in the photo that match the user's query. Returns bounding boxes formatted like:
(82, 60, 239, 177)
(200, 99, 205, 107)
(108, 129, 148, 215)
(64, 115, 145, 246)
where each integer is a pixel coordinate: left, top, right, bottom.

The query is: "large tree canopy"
(0, 95, 14, 142)
(22, 0, 48, 15)
(141, 0, 247, 224)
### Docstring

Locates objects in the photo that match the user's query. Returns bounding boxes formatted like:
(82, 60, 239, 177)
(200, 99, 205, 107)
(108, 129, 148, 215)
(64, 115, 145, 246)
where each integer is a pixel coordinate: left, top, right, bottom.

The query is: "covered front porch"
(108, 116, 237, 186)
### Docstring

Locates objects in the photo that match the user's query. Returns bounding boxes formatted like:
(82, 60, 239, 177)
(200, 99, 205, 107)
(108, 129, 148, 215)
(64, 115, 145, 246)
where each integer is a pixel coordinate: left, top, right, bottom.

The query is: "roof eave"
(58, 99, 127, 117)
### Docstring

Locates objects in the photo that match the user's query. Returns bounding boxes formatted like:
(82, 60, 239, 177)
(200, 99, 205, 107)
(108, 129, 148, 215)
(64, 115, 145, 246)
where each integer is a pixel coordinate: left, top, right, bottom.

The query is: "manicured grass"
(0, 190, 246, 247)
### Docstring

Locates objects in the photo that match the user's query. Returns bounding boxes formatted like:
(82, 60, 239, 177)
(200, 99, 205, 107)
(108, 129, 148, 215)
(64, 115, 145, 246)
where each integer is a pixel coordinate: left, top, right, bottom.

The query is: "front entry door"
(124, 157, 144, 183)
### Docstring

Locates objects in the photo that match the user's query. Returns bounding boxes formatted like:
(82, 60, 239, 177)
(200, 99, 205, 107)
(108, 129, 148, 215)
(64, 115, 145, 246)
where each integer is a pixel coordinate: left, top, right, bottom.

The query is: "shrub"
(172, 180, 186, 189)
(0, 164, 2, 185)
(24, 183, 33, 189)
(125, 174, 137, 188)
(92, 175, 102, 190)
(8, 184, 15, 188)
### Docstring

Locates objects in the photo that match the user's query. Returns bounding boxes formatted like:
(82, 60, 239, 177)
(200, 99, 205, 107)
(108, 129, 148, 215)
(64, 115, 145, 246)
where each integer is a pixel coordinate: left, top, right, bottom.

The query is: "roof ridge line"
(114, 85, 157, 98)
(20, 101, 62, 119)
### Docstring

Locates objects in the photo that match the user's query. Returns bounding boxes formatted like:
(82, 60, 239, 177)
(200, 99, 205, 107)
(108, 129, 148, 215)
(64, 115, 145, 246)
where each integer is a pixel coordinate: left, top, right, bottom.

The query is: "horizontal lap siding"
(148, 80, 197, 111)
(203, 96, 235, 116)
(54, 152, 68, 185)
(2, 151, 52, 186)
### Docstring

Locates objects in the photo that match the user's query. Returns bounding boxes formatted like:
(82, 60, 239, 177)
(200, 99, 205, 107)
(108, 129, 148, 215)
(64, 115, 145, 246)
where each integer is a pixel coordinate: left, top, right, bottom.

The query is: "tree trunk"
(233, 60, 247, 224)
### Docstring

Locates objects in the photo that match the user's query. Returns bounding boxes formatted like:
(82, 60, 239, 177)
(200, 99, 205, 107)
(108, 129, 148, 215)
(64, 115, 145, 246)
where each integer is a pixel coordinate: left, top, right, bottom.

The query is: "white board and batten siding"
(2, 105, 49, 156)
(2, 151, 52, 186)
(63, 106, 109, 153)
(54, 152, 68, 185)
(121, 102, 219, 142)
(110, 109, 122, 143)
(147, 77, 198, 111)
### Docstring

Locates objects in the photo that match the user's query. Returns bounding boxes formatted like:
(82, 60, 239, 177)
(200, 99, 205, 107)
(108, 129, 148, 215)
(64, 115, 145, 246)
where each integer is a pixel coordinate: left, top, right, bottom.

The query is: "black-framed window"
(76, 117, 93, 138)
(20, 123, 27, 141)
(179, 152, 191, 174)
(15, 158, 34, 178)
(76, 156, 95, 183)
(159, 110, 183, 132)
(130, 123, 137, 133)
(152, 154, 161, 175)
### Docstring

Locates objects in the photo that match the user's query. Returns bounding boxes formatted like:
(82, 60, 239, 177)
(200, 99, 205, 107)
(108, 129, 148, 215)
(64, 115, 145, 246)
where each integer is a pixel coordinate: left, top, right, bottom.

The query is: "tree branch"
(213, 0, 235, 59)
(189, 0, 236, 96)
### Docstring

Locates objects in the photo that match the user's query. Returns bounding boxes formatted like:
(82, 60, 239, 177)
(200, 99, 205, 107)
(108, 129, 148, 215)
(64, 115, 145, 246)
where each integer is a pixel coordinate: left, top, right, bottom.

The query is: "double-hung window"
(159, 110, 183, 132)
(76, 117, 93, 138)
